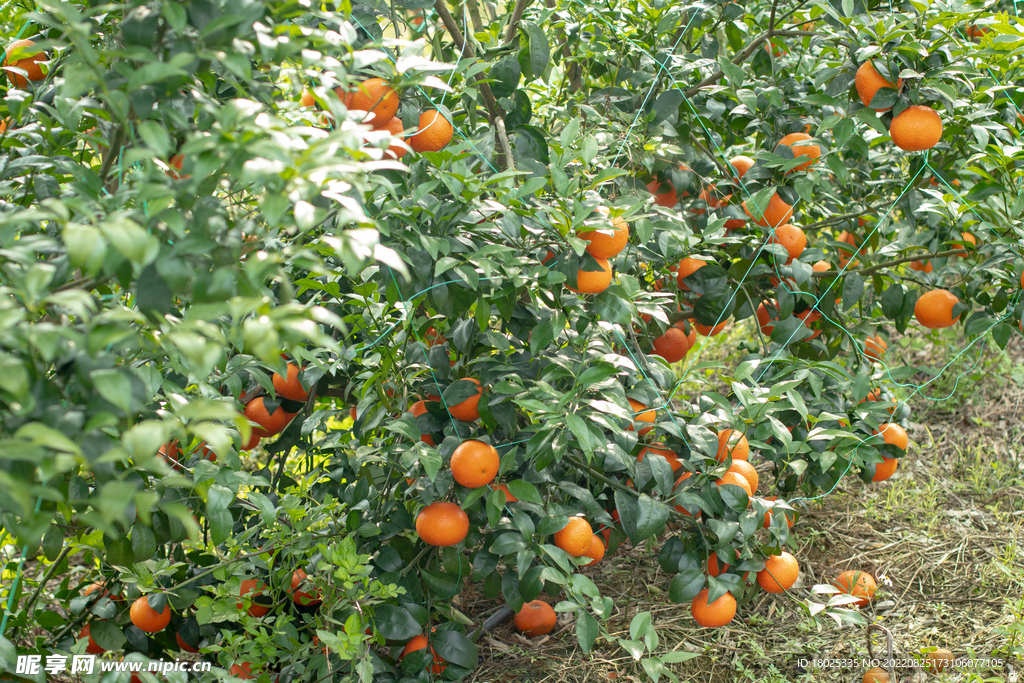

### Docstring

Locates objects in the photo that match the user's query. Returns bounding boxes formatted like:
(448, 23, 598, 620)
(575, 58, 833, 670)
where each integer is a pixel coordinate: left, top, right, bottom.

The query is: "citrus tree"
(0, 0, 1022, 680)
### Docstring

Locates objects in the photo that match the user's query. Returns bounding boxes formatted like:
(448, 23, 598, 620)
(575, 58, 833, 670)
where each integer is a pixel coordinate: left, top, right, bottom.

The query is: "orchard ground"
(460, 323, 1024, 683)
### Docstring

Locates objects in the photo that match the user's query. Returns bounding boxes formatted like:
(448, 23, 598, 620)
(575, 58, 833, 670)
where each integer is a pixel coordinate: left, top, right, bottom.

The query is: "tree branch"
(685, 32, 773, 97)
(811, 248, 968, 278)
(503, 0, 532, 45)
(546, 0, 582, 93)
(433, 0, 513, 170)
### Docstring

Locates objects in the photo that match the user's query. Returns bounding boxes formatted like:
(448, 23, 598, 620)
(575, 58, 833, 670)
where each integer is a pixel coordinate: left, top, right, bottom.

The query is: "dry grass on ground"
(467, 328, 1024, 683)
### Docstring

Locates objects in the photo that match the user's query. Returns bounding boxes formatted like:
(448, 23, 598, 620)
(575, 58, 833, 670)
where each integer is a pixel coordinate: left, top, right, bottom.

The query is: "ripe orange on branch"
(130, 596, 171, 633)
(409, 109, 453, 152)
(676, 257, 708, 290)
(401, 634, 446, 675)
(777, 133, 821, 173)
(855, 61, 903, 112)
(272, 362, 309, 401)
(726, 460, 759, 493)
(580, 206, 630, 258)
(554, 517, 593, 557)
(716, 429, 749, 462)
(651, 326, 692, 363)
(757, 551, 799, 593)
(581, 535, 605, 566)
(717, 471, 752, 497)
(638, 445, 681, 473)
(690, 588, 736, 627)
(862, 334, 887, 361)
(570, 257, 613, 294)
(289, 568, 322, 606)
(914, 289, 960, 329)
(244, 396, 296, 437)
(743, 191, 794, 228)
(890, 105, 943, 151)
(448, 377, 483, 421)
(3, 39, 47, 87)
(646, 179, 678, 207)
(416, 501, 469, 547)
(339, 77, 399, 128)
(729, 155, 754, 180)
(627, 398, 655, 434)
(451, 439, 500, 488)
(238, 579, 270, 617)
(381, 117, 408, 159)
(768, 224, 807, 263)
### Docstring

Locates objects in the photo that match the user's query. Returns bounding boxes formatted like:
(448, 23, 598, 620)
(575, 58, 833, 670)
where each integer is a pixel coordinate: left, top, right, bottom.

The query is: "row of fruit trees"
(0, 0, 1021, 680)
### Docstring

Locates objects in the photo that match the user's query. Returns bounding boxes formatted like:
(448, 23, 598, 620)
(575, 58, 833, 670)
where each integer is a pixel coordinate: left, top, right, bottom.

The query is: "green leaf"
(506, 480, 543, 505)
(489, 56, 521, 99)
(576, 610, 599, 653)
(592, 290, 632, 326)
(433, 630, 477, 670)
(131, 524, 156, 562)
(490, 533, 527, 555)
(518, 22, 550, 82)
(651, 91, 684, 126)
(632, 495, 669, 543)
(90, 369, 134, 415)
(90, 620, 127, 651)
(668, 568, 705, 603)
(42, 526, 63, 562)
(842, 273, 864, 311)
(502, 571, 525, 612)
(880, 284, 904, 320)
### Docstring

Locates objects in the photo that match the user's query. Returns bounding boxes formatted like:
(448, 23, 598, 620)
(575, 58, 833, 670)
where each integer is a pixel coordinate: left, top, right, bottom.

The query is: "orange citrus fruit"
(582, 207, 630, 258)
(340, 78, 399, 128)
(716, 429, 749, 462)
(890, 105, 943, 151)
(554, 517, 593, 557)
(743, 191, 794, 228)
(129, 596, 171, 633)
(448, 377, 482, 421)
(627, 398, 655, 434)
(726, 460, 759, 493)
(651, 327, 691, 363)
(768, 224, 807, 262)
(855, 61, 903, 112)
(514, 600, 557, 637)
(272, 363, 309, 402)
(676, 257, 709, 290)
(409, 109, 453, 152)
(581, 535, 605, 567)
(832, 570, 877, 607)
(778, 133, 820, 173)
(690, 588, 736, 627)
(729, 155, 755, 180)
(401, 634, 446, 675)
(914, 289, 960, 329)
(3, 39, 46, 88)
(244, 396, 296, 437)
(450, 439, 500, 488)
(416, 501, 470, 547)
(382, 117, 408, 159)
(571, 257, 613, 294)
(757, 551, 799, 593)
(863, 335, 887, 361)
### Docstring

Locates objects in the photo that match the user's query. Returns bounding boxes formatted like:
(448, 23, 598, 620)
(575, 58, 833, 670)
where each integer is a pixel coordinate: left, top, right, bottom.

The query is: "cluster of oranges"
(159, 360, 308, 467)
(301, 77, 454, 158)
